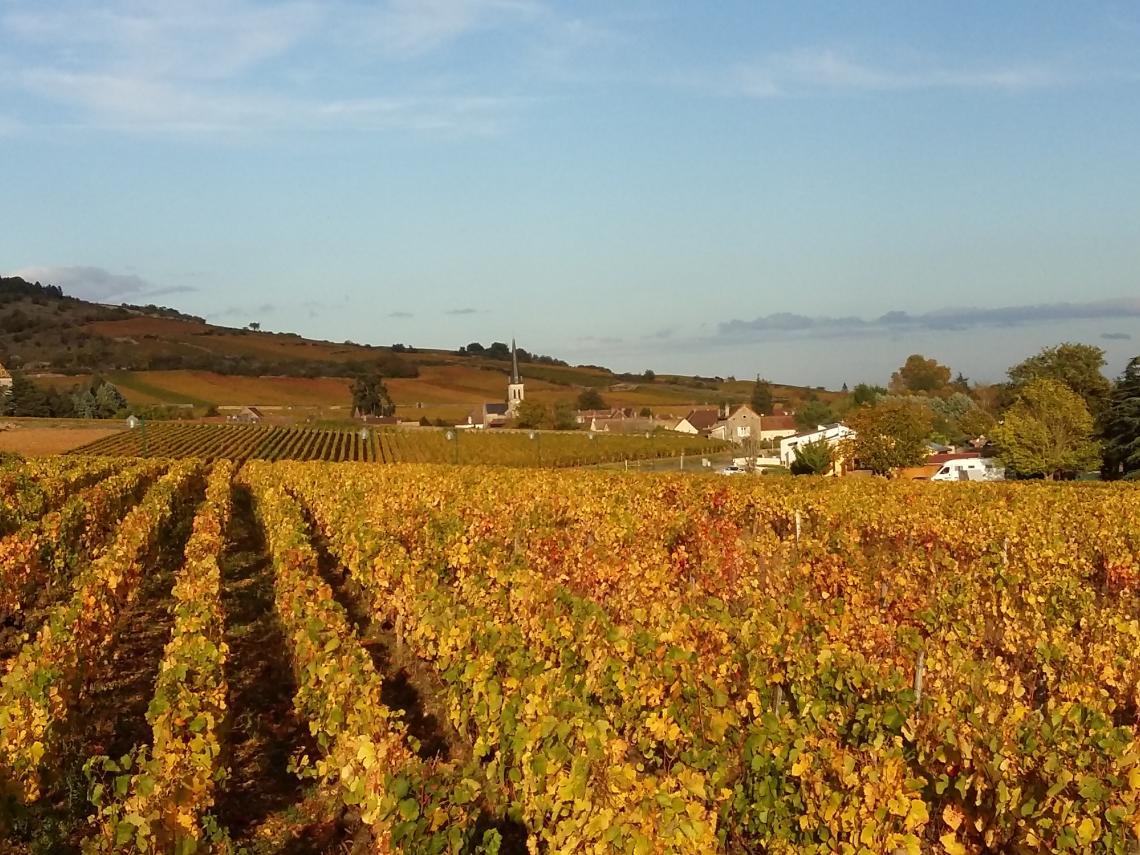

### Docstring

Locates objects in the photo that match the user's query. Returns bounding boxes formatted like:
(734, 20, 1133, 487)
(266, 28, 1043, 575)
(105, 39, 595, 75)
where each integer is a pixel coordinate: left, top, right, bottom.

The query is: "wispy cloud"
(7, 264, 168, 301)
(729, 48, 1059, 98)
(719, 298, 1140, 341)
(214, 303, 277, 320)
(388, 311, 414, 318)
(1102, 331, 1133, 341)
(444, 307, 479, 315)
(0, 0, 537, 137)
(349, 0, 542, 57)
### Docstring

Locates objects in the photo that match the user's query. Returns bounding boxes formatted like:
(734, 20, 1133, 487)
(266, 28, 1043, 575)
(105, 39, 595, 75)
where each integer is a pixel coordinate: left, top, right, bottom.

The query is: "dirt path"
(305, 517, 529, 854)
(215, 486, 347, 853)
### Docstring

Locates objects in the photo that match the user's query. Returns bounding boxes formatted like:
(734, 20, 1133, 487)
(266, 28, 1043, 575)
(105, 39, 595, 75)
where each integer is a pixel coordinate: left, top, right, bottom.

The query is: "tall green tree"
(851, 383, 885, 407)
(553, 402, 579, 430)
(1100, 356, 1140, 479)
(844, 399, 933, 475)
(750, 376, 774, 414)
(889, 354, 951, 394)
(577, 388, 607, 411)
(93, 380, 127, 418)
(992, 378, 1100, 480)
(351, 374, 395, 417)
(795, 399, 834, 431)
(1007, 342, 1110, 417)
(514, 400, 549, 429)
(790, 438, 834, 475)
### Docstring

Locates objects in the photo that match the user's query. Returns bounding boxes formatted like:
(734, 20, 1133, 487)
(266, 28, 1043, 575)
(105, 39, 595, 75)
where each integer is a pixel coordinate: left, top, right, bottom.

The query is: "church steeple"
(507, 338, 525, 416)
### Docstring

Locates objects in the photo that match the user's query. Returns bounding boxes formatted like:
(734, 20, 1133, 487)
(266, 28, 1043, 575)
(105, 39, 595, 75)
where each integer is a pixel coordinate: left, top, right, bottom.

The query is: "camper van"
(931, 457, 1004, 482)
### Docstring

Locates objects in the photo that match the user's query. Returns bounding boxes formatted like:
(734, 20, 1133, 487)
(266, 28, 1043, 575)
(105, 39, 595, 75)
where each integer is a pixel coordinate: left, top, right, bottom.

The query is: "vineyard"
(69, 422, 726, 467)
(0, 455, 1138, 854)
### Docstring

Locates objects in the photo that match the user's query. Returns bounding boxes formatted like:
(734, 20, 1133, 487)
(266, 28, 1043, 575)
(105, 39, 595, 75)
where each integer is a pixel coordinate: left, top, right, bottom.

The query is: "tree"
(1099, 356, 1140, 479)
(790, 438, 834, 475)
(93, 380, 127, 418)
(751, 376, 774, 414)
(4, 373, 50, 417)
(851, 383, 886, 407)
(577, 388, 607, 411)
(992, 378, 1100, 480)
(553, 402, 578, 430)
(795, 399, 834, 431)
(845, 399, 934, 475)
(351, 375, 395, 417)
(956, 407, 996, 443)
(515, 400, 548, 429)
(889, 354, 951, 395)
(1007, 343, 1110, 417)
(638, 406, 652, 418)
(642, 370, 655, 382)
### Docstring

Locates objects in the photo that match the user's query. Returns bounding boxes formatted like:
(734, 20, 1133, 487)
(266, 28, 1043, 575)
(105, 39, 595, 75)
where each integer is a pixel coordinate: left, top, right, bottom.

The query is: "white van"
(931, 457, 1004, 482)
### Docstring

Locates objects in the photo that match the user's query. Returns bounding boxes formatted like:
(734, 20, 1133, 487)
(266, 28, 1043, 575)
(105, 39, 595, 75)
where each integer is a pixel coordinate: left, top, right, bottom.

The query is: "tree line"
(779, 343, 1139, 480)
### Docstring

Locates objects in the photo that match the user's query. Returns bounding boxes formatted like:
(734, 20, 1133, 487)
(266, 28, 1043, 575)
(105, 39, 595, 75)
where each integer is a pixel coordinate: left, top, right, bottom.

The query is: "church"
(477, 339, 525, 428)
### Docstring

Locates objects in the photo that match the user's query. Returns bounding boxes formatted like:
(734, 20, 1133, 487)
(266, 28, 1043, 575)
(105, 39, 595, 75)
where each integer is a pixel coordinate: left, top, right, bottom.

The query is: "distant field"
(0, 422, 123, 455)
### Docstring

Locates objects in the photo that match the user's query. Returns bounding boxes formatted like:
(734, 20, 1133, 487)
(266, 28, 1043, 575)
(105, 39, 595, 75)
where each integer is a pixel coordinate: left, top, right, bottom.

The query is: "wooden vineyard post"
(914, 650, 926, 706)
(795, 510, 802, 547)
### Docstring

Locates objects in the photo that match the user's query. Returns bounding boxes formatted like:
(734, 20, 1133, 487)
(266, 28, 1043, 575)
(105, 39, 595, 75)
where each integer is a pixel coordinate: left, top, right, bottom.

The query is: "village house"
(0, 362, 11, 392)
(704, 405, 799, 446)
(673, 408, 720, 435)
(758, 413, 797, 442)
(779, 423, 856, 476)
(481, 402, 510, 428)
(231, 406, 264, 424)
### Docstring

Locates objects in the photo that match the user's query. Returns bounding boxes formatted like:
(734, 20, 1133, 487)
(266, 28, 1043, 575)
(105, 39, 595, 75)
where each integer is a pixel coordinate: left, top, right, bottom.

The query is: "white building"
(779, 423, 856, 474)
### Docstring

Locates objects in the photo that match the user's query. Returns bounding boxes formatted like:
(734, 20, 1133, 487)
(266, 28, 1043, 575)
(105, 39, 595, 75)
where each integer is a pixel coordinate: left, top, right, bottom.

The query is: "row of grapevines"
(0, 460, 166, 626)
(84, 461, 236, 854)
(241, 467, 497, 853)
(0, 461, 202, 804)
(0, 456, 122, 536)
(276, 462, 719, 854)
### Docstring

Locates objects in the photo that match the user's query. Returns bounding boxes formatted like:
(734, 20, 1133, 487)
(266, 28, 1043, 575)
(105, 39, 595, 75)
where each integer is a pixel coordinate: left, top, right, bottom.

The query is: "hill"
(0, 276, 839, 419)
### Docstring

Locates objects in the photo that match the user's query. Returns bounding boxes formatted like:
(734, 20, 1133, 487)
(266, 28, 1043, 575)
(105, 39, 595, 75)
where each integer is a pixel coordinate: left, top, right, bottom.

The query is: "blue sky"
(2, 1, 1140, 386)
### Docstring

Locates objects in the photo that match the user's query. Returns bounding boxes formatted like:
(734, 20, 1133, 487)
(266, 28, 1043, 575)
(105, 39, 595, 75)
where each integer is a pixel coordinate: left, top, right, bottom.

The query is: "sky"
(2, 1, 1140, 387)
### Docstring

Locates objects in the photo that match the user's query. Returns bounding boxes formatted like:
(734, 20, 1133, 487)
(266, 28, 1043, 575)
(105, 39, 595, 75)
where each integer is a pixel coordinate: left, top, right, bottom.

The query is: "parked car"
(931, 457, 1004, 482)
(719, 465, 746, 476)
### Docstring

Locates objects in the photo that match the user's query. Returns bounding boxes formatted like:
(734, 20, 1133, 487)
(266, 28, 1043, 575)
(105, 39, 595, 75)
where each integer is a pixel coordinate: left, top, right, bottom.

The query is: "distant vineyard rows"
(68, 422, 726, 466)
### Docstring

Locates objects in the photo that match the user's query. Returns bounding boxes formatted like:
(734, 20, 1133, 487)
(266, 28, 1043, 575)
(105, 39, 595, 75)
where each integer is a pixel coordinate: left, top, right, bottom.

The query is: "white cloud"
(1, 1, 320, 81)
(732, 48, 1059, 98)
(13, 67, 517, 136)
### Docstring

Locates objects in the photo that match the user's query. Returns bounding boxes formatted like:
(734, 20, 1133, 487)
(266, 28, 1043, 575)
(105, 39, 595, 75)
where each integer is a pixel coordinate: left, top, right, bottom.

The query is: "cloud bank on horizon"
(719, 299, 1140, 340)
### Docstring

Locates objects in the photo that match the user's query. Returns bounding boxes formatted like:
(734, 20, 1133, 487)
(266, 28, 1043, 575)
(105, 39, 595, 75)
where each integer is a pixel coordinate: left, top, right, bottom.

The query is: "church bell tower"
(507, 338, 525, 416)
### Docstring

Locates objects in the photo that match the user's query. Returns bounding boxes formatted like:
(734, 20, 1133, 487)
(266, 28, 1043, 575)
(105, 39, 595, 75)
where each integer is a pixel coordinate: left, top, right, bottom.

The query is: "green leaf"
(399, 797, 420, 822)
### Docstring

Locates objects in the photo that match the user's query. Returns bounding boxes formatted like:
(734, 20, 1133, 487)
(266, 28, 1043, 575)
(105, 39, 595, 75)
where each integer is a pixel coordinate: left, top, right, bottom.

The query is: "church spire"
(511, 338, 520, 384)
